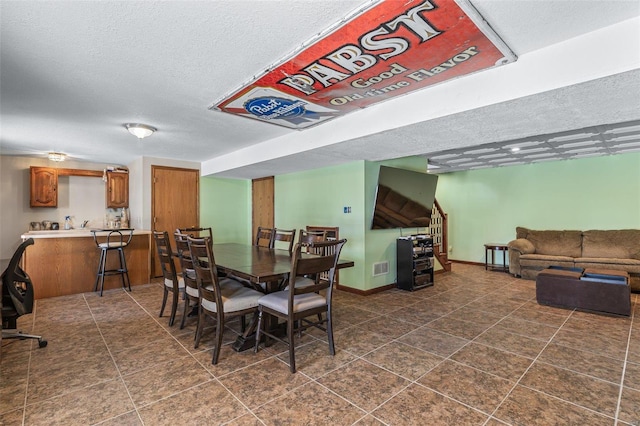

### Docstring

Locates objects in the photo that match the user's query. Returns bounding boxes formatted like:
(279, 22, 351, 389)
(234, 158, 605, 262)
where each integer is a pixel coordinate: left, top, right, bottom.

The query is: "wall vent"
(373, 261, 389, 276)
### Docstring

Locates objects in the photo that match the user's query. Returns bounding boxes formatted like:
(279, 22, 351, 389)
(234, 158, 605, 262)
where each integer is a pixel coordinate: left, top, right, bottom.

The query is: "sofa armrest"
(508, 238, 535, 255)
(507, 238, 535, 276)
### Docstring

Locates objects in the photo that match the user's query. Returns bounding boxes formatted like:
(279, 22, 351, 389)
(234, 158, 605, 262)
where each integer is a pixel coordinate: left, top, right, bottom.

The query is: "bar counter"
(20, 229, 151, 299)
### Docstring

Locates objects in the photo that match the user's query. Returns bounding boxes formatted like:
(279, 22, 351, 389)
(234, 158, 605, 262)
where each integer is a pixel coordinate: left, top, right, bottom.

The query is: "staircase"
(428, 199, 451, 272)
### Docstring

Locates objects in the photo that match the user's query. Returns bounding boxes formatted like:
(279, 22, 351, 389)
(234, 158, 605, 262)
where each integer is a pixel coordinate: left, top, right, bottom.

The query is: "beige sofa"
(508, 227, 640, 291)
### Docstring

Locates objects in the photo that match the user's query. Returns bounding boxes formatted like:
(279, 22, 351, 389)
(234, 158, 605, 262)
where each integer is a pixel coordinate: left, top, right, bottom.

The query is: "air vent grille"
(373, 261, 389, 276)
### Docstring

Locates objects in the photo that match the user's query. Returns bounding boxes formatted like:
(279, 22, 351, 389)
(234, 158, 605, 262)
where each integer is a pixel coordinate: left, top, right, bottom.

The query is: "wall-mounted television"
(371, 166, 438, 230)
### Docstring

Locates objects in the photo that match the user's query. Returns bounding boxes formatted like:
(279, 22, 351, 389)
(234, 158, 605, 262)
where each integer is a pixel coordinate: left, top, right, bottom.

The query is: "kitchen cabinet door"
(106, 171, 129, 208)
(30, 166, 58, 207)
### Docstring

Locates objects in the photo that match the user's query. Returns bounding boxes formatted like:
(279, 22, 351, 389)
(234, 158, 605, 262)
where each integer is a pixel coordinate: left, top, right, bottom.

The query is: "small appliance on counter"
(51, 222, 60, 230)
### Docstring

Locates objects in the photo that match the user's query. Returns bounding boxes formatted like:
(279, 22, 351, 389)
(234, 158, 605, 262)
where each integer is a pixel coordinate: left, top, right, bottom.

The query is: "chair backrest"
(174, 232, 197, 292)
(255, 227, 274, 248)
(1, 238, 35, 317)
(288, 239, 347, 298)
(153, 231, 179, 290)
(298, 229, 328, 254)
(272, 228, 296, 252)
(177, 227, 213, 240)
(187, 236, 222, 310)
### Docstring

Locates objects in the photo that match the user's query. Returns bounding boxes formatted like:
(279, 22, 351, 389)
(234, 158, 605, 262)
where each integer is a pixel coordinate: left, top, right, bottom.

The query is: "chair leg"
(288, 315, 296, 373)
(180, 295, 190, 330)
(118, 248, 132, 292)
(194, 306, 205, 349)
(327, 312, 335, 356)
(168, 290, 178, 326)
(212, 314, 224, 365)
(254, 309, 263, 353)
(94, 249, 105, 292)
(240, 314, 247, 332)
(159, 287, 168, 318)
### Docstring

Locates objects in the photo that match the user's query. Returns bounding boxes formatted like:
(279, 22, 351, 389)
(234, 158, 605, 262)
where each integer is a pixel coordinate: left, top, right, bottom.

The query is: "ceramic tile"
(274, 339, 357, 379)
(318, 359, 409, 412)
(8, 265, 640, 425)
(137, 380, 248, 424)
(450, 342, 533, 381)
(364, 341, 444, 381)
(397, 326, 469, 358)
(493, 385, 612, 426)
(537, 343, 624, 383)
(109, 336, 189, 375)
(352, 414, 387, 425)
(334, 325, 393, 356)
(624, 361, 640, 391)
(217, 357, 310, 409)
(474, 327, 547, 358)
(0, 408, 23, 426)
(520, 362, 620, 416)
(94, 411, 142, 426)
(253, 381, 365, 425)
(418, 360, 514, 414)
(617, 386, 640, 425)
(373, 383, 488, 425)
(426, 316, 493, 340)
(551, 326, 628, 361)
(24, 379, 134, 425)
(122, 355, 213, 407)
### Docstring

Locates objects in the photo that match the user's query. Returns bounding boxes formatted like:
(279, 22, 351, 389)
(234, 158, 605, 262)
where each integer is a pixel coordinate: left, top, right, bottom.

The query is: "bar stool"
(92, 229, 134, 296)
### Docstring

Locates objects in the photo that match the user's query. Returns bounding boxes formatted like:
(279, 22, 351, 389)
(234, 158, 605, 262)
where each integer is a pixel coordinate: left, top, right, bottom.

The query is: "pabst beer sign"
(211, 0, 516, 129)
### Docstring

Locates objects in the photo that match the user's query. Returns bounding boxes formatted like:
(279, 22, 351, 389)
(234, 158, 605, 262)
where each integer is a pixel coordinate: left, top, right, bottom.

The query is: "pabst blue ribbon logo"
(245, 97, 306, 120)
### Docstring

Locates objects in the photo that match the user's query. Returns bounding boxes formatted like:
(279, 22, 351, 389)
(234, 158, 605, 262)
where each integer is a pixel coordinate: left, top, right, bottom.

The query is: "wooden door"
(151, 166, 199, 277)
(252, 177, 274, 244)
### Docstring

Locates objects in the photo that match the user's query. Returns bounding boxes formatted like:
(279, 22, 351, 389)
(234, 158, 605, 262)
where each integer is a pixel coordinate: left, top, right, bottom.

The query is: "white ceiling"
(1, 1, 639, 179)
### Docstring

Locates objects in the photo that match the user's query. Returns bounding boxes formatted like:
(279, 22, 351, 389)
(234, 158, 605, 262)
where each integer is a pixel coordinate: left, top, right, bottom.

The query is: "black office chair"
(1, 238, 47, 348)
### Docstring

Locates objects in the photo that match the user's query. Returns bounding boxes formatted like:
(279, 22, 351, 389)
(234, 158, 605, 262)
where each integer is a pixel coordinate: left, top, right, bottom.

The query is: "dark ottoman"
(536, 268, 630, 316)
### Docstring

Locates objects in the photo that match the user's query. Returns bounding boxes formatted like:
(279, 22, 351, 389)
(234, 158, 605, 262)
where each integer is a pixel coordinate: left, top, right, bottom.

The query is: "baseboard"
(335, 283, 396, 296)
(449, 259, 485, 267)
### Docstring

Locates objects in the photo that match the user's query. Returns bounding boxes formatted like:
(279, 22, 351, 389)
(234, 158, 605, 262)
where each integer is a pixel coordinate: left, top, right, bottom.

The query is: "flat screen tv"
(371, 166, 438, 230)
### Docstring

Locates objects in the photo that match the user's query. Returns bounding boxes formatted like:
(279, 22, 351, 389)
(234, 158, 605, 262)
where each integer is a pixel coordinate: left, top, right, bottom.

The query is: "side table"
(484, 243, 509, 272)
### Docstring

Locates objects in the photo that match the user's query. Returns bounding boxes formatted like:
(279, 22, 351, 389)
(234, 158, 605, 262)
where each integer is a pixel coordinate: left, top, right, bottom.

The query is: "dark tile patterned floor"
(1, 264, 638, 425)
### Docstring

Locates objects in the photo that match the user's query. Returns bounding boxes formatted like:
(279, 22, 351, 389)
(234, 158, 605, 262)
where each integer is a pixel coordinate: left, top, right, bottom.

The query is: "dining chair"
(254, 239, 347, 373)
(271, 228, 296, 252)
(153, 231, 184, 327)
(174, 232, 199, 330)
(177, 226, 213, 240)
(255, 226, 274, 248)
(188, 236, 263, 365)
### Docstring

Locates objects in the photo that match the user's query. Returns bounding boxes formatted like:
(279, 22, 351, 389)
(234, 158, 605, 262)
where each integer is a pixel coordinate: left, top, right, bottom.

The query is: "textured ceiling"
(1, 0, 639, 178)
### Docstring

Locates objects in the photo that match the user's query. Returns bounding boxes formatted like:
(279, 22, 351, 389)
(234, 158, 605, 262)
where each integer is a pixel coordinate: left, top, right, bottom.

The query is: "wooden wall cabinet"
(106, 171, 129, 208)
(30, 166, 58, 207)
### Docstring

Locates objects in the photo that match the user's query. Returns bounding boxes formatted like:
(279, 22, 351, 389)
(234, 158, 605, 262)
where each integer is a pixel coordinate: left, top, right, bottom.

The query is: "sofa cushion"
(525, 230, 582, 257)
(520, 254, 575, 268)
(575, 258, 640, 274)
(582, 230, 640, 260)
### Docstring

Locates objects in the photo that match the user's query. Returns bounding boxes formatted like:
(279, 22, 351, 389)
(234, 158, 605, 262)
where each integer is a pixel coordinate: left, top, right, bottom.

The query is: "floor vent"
(373, 261, 389, 276)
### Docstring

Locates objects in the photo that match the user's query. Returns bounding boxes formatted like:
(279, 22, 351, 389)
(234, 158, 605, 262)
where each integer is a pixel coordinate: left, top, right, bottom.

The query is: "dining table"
(211, 242, 354, 351)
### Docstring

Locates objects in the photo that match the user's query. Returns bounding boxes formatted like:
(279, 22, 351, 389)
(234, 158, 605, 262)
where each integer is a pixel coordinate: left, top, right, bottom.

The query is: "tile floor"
(1, 264, 639, 425)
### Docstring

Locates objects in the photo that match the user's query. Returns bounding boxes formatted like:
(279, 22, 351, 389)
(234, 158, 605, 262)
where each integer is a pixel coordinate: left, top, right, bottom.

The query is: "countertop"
(21, 229, 152, 239)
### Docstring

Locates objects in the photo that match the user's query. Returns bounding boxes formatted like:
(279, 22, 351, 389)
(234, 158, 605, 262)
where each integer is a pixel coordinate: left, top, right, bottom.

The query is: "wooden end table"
(484, 243, 509, 272)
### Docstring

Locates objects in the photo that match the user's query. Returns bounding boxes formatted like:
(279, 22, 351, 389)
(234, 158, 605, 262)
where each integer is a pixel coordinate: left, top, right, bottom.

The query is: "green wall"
(200, 176, 251, 243)
(200, 151, 640, 292)
(275, 162, 366, 290)
(435, 152, 640, 265)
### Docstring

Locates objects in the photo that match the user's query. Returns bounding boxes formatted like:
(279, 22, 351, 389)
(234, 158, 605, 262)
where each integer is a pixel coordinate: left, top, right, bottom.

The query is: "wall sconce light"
(124, 123, 157, 139)
(48, 152, 66, 162)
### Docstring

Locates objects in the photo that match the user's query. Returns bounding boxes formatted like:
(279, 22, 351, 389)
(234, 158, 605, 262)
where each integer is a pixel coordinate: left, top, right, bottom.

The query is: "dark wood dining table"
(211, 243, 354, 351)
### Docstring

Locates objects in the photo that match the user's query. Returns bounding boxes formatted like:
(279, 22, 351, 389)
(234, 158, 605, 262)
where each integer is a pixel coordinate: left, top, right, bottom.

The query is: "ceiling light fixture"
(48, 152, 66, 162)
(124, 123, 157, 139)
(510, 147, 521, 152)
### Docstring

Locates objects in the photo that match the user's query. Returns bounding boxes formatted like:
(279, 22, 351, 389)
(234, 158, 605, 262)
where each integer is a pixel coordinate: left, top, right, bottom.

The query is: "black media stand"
(396, 235, 434, 291)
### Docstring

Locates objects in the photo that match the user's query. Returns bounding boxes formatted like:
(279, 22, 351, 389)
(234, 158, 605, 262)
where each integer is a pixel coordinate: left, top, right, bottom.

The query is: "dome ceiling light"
(124, 123, 157, 139)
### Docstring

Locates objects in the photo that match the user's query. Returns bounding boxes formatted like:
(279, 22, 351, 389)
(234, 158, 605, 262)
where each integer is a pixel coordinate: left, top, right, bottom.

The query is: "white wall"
(0, 155, 121, 260)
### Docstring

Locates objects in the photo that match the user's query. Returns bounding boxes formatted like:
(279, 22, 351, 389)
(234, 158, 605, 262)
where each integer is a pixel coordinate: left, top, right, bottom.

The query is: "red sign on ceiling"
(211, 0, 516, 129)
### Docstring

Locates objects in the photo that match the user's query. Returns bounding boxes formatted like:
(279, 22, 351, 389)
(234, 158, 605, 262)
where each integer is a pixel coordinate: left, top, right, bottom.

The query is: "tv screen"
(371, 166, 438, 230)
